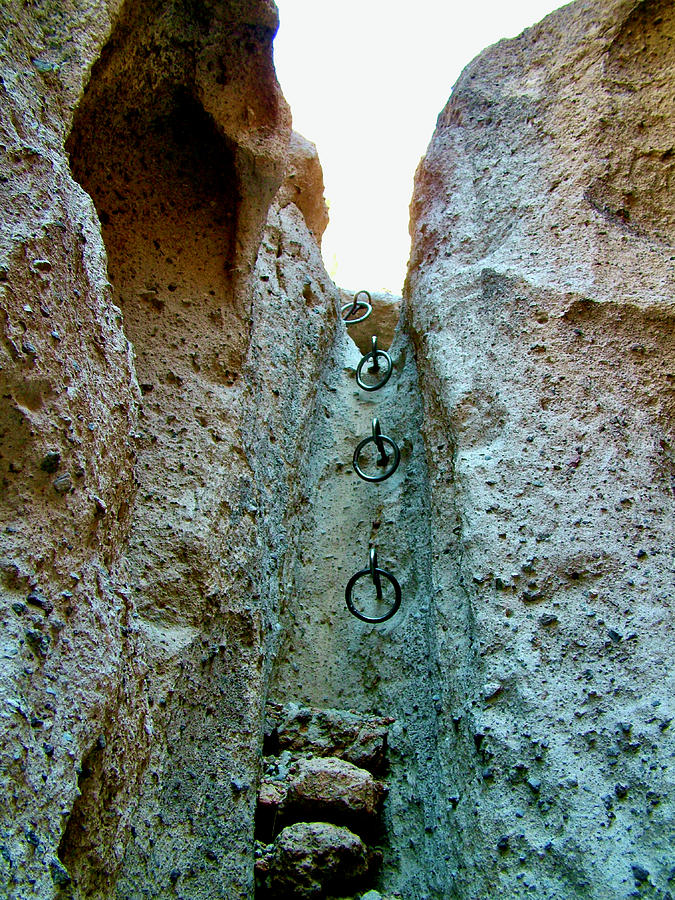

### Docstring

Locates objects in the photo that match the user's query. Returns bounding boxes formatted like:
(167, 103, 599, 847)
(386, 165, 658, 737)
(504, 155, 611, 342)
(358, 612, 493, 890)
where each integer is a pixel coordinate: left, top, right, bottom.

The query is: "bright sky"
(273, 0, 566, 293)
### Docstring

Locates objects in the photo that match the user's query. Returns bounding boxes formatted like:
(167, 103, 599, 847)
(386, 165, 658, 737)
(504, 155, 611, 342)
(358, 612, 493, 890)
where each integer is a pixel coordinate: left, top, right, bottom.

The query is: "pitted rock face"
(3, 0, 674, 898)
(405, 0, 675, 897)
(0, 1, 340, 898)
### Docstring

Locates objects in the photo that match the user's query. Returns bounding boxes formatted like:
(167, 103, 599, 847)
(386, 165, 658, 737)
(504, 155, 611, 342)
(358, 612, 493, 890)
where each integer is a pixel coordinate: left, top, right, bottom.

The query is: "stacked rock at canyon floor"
(256, 704, 391, 896)
(405, 0, 674, 897)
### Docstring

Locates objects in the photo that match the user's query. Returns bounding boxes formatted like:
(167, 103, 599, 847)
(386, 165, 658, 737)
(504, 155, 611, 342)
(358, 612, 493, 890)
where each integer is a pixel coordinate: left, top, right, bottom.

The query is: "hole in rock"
(66, 8, 246, 393)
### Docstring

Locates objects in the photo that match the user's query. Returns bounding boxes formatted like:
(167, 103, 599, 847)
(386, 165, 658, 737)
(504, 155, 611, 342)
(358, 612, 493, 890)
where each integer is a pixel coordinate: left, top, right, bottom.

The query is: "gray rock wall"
(405, 0, 675, 897)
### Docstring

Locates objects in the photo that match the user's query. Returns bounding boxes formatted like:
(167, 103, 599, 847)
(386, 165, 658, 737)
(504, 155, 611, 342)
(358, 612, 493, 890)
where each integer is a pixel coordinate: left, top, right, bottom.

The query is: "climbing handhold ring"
(345, 548, 402, 623)
(356, 335, 392, 392)
(341, 289, 372, 324)
(353, 417, 400, 482)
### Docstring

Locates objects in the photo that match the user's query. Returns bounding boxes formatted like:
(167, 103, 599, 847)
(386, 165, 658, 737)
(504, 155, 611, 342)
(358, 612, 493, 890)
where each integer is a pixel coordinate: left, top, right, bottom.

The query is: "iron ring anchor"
(353, 417, 401, 482)
(345, 548, 402, 623)
(356, 335, 393, 392)
(341, 289, 372, 324)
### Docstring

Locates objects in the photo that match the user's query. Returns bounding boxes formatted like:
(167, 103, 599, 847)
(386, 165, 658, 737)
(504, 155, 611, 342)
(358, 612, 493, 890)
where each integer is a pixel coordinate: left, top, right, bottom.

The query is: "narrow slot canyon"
(0, 0, 674, 899)
(258, 307, 453, 897)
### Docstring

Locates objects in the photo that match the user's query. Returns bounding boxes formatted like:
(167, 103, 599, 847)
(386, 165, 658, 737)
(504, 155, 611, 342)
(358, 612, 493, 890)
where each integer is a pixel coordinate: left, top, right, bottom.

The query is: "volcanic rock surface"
(1, 0, 673, 898)
(265, 701, 394, 771)
(405, 0, 675, 896)
(0, 1, 339, 897)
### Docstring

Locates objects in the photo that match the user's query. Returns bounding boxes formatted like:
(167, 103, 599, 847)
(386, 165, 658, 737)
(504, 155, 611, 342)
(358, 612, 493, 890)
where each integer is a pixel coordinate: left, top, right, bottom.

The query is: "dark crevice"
(57, 738, 109, 897)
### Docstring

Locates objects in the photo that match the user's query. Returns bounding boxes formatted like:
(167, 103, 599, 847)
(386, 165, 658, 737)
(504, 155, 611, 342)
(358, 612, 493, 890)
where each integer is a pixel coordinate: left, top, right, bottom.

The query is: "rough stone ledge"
(264, 702, 394, 773)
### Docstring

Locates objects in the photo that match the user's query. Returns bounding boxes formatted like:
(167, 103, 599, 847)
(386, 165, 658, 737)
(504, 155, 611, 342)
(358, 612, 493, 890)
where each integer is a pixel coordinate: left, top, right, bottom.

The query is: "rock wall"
(405, 0, 675, 897)
(2, 0, 674, 898)
(0, 1, 341, 897)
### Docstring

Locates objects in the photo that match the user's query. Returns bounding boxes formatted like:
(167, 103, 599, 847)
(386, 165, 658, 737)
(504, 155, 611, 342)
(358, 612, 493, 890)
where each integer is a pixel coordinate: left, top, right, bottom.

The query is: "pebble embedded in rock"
(25, 630, 50, 657)
(52, 473, 72, 494)
(231, 777, 249, 794)
(26, 591, 53, 614)
(482, 682, 503, 700)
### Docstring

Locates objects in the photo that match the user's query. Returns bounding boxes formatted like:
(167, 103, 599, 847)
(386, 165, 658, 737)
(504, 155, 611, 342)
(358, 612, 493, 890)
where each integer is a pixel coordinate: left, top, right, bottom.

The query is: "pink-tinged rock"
(285, 756, 387, 819)
(258, 778, 288, 812)
(276, 132, 330, 247)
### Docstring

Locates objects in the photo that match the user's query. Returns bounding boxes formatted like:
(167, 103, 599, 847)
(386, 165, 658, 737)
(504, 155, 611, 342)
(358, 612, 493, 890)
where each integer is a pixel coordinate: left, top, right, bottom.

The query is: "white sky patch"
(273, 0, 566, 293)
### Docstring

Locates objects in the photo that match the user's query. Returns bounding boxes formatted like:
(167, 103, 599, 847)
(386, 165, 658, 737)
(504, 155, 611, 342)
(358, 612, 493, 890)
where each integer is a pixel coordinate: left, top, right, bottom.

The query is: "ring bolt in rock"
(356, 336, 393, 392)
(341, 289, 372, 324)
(345, 548, 402, 623)
(353, 417, 400, 482)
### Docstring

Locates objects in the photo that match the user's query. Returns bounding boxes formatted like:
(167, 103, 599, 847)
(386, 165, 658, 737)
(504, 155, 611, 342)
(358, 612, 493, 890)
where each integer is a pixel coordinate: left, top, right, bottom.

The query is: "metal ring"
(353, 433, 400, 482)
(356, 350, 392, 391)
(345, 556, 401, 623)
(341, 290, 372, 324)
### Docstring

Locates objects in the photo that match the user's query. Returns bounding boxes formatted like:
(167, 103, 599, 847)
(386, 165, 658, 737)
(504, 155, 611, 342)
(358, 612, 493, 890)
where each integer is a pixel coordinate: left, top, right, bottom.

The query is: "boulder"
(285, 757, 387, 822)
(255, 821, 370, 898)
